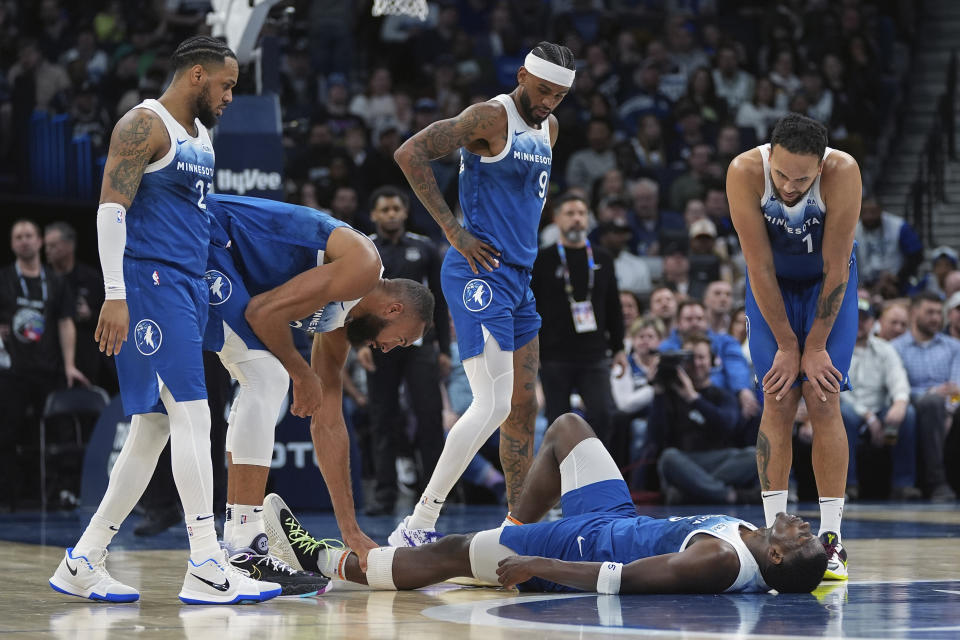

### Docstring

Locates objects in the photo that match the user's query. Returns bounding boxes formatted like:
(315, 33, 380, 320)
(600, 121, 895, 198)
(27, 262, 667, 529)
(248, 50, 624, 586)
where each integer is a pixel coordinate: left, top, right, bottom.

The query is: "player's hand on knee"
(496, 555, 541, 588)
(762, 346, 800, 401)
(95, 299, 129, 356)
(800, 348, 842, 401)
(291, 372, 324, 417)
(449, 227, 500, 274)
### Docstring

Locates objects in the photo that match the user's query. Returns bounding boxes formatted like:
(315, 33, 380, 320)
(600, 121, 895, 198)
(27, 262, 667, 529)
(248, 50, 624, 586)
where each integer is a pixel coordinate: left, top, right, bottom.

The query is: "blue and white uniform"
(202, 193, 365, 354)
(744, 144, 858, 391)
(442, 94, 551, 359)
(116, 99, 215, 416)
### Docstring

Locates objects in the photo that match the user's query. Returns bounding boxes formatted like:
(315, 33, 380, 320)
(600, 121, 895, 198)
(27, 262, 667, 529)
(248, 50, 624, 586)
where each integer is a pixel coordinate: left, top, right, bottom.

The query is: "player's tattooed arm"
(394, 101, 504, 237)
(100, 109, 165, 208)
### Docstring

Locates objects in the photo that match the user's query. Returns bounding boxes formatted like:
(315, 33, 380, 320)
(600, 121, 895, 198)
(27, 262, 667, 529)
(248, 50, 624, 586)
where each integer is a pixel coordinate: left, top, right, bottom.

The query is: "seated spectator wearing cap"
(855, 195, 924, 295)
(876, 301, 910, 342)
(891, 292, 960, 502)
(916, 246, 959, 298)
(594, 217, 652, 297)
(945, 292, 960, 341)
(841, 298, 920, 501)
(687, 218, 734, 300)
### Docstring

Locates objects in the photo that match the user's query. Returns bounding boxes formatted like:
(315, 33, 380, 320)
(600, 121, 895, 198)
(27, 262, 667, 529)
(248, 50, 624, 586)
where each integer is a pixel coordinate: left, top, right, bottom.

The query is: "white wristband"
(97, 202, 127, 300)
(596, 562, 623, 594)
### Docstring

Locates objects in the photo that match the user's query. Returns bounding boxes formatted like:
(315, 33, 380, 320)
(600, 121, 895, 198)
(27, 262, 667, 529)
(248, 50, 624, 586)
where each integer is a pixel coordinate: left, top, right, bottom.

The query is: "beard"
(769, 175, 813, 207)
(196, 83, 219, 128)
(346, 313, 390, 348)
(518, 88, 547, 124)
(562, 228, 587, 244)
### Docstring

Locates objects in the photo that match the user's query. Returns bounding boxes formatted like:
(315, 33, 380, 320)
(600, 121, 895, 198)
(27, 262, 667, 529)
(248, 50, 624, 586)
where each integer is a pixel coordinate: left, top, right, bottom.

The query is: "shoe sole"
(178, 586, 282, 605)
(49, 576, 139, 603)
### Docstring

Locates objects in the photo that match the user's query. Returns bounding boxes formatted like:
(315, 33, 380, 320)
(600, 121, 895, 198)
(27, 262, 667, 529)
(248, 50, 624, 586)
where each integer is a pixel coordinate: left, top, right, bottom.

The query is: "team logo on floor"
(134, 319, 162, 355)
(463, 279, 492, 312)
(204, 269, 232, 305)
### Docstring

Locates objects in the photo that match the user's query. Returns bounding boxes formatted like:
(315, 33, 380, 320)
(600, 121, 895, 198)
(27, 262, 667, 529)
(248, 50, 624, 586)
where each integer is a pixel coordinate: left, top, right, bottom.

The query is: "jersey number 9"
(537, 170, 548, 199)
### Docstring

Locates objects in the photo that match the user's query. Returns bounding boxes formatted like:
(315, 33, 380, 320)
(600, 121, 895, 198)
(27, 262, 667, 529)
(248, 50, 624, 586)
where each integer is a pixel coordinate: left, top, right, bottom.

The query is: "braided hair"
(529, 41, 575, 70)
(171, 35, 237, 73)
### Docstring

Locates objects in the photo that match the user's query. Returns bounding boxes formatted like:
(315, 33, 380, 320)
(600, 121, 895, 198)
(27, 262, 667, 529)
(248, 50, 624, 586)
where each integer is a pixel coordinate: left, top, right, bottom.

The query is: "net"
(372, 0, 429, 21)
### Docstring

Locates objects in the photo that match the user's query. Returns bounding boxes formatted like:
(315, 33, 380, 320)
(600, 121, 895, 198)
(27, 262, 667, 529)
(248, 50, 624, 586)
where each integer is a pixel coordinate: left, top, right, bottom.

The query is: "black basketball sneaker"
(228, 533, 330, 597)
(262, 493, 346, 576)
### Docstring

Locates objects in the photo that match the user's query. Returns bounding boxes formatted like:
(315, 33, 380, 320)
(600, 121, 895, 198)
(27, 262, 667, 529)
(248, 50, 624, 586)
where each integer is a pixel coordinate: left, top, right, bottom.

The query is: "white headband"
(523, 52, 575, 88)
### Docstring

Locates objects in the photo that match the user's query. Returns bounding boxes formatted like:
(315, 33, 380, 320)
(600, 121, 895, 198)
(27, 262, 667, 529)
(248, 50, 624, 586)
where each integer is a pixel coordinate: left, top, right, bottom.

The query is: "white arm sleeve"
(97, 202, 127, 300)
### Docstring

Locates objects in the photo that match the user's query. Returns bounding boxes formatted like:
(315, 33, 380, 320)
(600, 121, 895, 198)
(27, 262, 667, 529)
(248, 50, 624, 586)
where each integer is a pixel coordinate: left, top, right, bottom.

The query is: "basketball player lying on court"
(201, 192, 434, 594)
(266, 414, 828, 595)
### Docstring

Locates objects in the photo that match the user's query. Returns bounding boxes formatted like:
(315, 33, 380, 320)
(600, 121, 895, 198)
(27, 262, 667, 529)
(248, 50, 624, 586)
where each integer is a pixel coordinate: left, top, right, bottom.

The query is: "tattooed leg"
(757, 385, 803, 491)
(501, 336, 540, 509)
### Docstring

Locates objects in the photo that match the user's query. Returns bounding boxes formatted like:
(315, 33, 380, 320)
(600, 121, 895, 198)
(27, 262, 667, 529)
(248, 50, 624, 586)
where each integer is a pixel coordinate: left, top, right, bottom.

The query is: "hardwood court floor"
(3, 502, 959, 639)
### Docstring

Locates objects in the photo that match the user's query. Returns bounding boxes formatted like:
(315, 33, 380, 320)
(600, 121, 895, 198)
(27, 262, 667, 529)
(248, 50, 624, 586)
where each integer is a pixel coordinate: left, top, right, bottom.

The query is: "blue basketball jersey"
(205, 193, 367, 334)
(758, 143, 834, 281)
(125, 99, 215, 278)
(458, 94, 552, 270)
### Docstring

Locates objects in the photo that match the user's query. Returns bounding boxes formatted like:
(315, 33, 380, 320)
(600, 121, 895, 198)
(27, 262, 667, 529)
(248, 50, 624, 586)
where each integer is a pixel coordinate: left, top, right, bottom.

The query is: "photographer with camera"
(648, 333, 757, 505)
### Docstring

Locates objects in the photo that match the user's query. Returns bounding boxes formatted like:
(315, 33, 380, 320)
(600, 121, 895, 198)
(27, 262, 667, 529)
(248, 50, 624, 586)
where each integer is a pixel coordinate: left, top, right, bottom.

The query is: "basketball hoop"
(372, 0, 429, 21)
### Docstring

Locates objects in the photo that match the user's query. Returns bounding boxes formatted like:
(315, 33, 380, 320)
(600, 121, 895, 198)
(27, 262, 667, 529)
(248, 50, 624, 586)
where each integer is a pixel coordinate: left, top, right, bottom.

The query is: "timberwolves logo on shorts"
(134, 319, 162, 356)
(204, 269, 232, 305)
(463, 279, 492, 312)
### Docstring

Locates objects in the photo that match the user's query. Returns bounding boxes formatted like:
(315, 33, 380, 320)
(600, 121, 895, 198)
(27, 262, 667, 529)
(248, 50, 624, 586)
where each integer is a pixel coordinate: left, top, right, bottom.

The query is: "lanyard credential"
(556, 240, 595, 303)
(15, 263, 47, 303)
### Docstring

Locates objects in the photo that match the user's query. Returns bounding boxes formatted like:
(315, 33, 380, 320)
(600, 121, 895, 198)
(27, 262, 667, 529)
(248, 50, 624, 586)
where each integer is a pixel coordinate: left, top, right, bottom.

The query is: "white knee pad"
(224, 354, 289, 467)
(468, 528, 516, 585)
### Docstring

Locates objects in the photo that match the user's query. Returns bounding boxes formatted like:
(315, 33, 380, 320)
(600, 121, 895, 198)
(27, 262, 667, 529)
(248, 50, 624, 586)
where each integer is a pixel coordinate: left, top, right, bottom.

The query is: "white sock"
(318, 547, 352, 579)
(761, 490, 789, 527)
(74, 514, 122, 556)
(229, 504, 266, 551)
(223, 503, 235, 544)
(186, 513, 221, 562)
(408, 333, 514, 530)
(818, 497, 844, 538)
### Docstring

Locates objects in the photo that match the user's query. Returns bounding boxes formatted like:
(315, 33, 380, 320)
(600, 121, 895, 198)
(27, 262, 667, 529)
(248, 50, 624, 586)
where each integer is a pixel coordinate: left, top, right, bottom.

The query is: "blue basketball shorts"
(441, 249, 541, 360)
(115, 259, 208, 417)
(202, 243, 269, 354)
(745, 252, 859, 392)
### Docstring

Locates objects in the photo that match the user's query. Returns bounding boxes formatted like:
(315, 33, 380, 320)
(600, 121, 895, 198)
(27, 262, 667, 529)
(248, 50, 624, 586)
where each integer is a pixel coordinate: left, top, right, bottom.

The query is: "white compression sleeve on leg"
(365, 547, 398, 590)
(222, 352, 288, 466)
(409, 333, 514, 529)
(96, 203, 127, 300)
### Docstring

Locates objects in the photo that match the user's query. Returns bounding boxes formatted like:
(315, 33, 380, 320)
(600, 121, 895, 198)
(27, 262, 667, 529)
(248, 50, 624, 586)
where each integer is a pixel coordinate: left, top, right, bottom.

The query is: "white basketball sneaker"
(49, 547, 139, 603)
(387, 516, 441, 548)
(178, 549, 281, 604)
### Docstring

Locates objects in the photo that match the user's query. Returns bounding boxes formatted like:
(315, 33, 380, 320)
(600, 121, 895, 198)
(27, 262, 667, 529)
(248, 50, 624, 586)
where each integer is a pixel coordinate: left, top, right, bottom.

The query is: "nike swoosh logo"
(577, 535, 585, 557)
(196, 514, 214, 521)
(65, 556, 78, 576)
(192, 573, 230, 592)
(109, 525, 119, 531)
(253, 508, 263, 513)
(177, 138, 187, 145)
(514, 130, 526, 137)
(432, 499, 444, 505)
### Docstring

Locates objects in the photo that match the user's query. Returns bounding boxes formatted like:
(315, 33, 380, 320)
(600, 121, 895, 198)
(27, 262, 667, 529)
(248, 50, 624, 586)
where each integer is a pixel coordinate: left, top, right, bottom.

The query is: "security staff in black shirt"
(532, 193, 628, 448)
(358, 186, 450, 515)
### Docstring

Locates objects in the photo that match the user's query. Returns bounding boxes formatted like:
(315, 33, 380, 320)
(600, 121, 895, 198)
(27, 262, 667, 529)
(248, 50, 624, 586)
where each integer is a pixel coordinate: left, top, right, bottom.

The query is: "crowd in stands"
(2, 0, 958, 513)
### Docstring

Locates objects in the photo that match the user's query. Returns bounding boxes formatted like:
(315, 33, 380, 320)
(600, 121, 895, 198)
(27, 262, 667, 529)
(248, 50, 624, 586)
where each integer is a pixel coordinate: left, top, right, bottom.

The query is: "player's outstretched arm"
(801, 153, 861, 400)
(496, 539, 739, 594)
(394, 101, 504, 274)
(727, 151, 799, 400)
(95, 108, 167, 357)
(244, 229, 381, 416)
(310, 329, 378, 569)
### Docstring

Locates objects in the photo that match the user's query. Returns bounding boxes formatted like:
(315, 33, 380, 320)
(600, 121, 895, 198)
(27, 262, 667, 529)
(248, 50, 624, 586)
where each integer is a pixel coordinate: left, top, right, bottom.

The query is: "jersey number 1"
(801, 233, 813, 253)
(195, 179, 212, 210)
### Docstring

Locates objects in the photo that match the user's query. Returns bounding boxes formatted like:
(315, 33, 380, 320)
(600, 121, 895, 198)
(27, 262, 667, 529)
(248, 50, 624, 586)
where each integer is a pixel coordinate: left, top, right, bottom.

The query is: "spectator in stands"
(59, 27, 109, 85)
(704, 280, 734, 335)
(712, 43, 755, 112)
(328, 185, 361, 228)
(626, 177, 684, 256)
(0, 219, 87, 509)
(666, 18, 710, 79)
(688, 218, 733, 298)
(877, 301, 910, 342)
(595, 219, 652, 297)
(920, 246, 959, 298)
(44, 221, 109, 390)
(533, 193, 628, 447)
(736, 77, 784, 141)
(69, 81, 112, 157)
(892, 292, 960, 502)
(609, 316, 660, 467)
(620, 291, 642, 336)
(618, 60, 673, 133)
(945, 292, 960, 341)
(842, 298, 920, 500)
(668, 142, 713, 212)
(565, 118, 617, 197)
(714, 124, 744, 170)
(349, 66, 397, 134)
(651, 332, 755, 505)
(686, 66, 727, 125)
(943, 271, 960, 299)
(650, 285, 679, 336)
(616, 114, 667, 177)
(661, 240, 693, 297)
(279, 43, 320, 122)
(661, 299, 759, 421)
(855, 195, 924, 294)
(768, 49, 802, 108)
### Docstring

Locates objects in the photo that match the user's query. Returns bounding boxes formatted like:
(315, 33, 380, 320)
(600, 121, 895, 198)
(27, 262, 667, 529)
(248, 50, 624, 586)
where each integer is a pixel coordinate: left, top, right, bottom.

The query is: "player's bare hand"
(448, 227, 499, 274)
(800, 348, 842, 401)
(65, 365, 90, 388)
(344, 529, 378, 572)
(762, 345, 800, 401)
(95, 299, 129, 356)
(496, 555, 543, 588)
(356, 346, 375, 372)
(291, 372, 324, 417)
